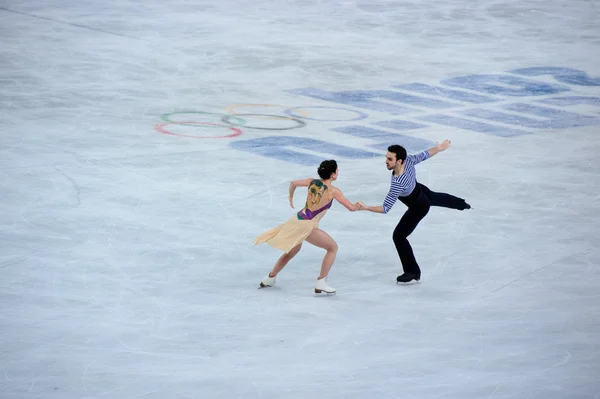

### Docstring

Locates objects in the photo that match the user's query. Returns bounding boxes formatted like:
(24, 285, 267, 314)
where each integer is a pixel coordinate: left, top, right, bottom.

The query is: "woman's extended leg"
(270, 243, 303, 277)
(260, 243, 302, 287)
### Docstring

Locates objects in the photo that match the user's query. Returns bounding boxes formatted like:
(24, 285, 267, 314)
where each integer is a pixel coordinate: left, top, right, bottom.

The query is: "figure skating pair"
(254, 140, 471, 294)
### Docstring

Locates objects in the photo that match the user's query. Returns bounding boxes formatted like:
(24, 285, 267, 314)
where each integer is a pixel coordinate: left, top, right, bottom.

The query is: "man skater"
(358, 140, 471, 283)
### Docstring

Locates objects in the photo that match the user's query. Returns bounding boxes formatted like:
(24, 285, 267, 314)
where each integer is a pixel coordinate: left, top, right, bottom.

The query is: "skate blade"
(314, 289, 336, 294)
(396, 280, 421, 285)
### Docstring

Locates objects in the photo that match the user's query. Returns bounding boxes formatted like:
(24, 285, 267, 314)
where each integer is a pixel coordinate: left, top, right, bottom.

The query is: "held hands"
(349, 202, 368, 211)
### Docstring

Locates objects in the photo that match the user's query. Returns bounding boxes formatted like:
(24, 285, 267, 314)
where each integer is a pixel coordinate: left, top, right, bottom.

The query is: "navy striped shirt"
(382, 150, 430, 214)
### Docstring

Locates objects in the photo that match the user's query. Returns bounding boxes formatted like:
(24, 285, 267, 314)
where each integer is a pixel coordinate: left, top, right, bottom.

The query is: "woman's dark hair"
(387, 144, 407, 164)
(317, 160, 337, 179)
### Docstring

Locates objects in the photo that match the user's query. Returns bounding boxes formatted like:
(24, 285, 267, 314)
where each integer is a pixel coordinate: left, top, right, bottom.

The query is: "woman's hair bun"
(317, 160, 337, 179)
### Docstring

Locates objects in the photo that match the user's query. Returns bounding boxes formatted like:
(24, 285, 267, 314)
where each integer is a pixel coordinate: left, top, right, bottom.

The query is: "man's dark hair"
(387, 145, 407, 164)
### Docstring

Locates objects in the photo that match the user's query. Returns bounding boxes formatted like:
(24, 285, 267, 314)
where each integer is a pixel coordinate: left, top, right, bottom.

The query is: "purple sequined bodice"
(297, 200, 333, 220)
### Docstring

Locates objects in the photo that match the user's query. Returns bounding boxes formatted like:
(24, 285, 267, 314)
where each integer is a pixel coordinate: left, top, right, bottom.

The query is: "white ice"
(1, 1, 599, 398)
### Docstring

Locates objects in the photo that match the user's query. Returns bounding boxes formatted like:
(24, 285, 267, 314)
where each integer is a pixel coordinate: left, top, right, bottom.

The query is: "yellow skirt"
(253, 212, 325, 254)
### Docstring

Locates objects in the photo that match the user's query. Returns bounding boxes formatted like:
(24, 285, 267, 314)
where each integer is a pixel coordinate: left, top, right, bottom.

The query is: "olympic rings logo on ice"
(153, 66, 600, 165)
(154, 104, 368, 139)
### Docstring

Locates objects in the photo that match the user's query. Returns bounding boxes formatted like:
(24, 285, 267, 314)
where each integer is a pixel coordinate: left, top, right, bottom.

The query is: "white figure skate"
(314, 277, 336, 294)
(259, 275, 276, 288)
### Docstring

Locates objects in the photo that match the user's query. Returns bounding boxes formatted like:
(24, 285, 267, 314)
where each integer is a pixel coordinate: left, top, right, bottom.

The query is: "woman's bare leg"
(305, 229, 338, 279)
(268, 243, 302, 277)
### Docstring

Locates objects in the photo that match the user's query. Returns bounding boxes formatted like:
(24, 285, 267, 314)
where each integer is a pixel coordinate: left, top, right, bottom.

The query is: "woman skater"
(254, 160, 360, 294)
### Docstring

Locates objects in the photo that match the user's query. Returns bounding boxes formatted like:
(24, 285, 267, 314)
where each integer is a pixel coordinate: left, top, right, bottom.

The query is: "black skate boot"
(396, 273, 420, 283)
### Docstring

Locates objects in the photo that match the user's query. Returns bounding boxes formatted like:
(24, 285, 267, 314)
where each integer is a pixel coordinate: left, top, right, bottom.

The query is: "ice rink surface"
(1, 0, 599, 398)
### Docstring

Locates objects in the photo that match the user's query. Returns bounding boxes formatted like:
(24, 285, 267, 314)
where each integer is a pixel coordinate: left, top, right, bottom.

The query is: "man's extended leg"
(392, 203, 430, 281)
(420, 183, 470, 210)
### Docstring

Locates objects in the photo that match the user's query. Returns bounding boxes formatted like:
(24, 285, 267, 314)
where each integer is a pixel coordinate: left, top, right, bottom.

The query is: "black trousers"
(393, 183, 468, 276)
